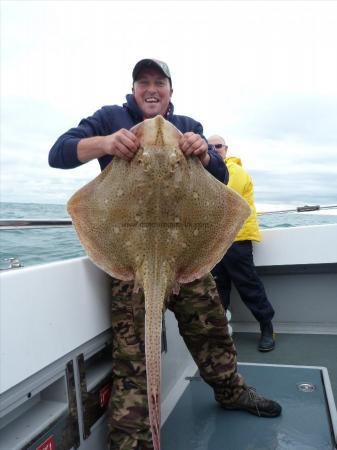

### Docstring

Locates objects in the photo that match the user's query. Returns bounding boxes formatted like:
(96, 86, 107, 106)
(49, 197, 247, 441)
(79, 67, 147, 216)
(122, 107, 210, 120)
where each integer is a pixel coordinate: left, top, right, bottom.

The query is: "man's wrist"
(77, 136, 107, 163)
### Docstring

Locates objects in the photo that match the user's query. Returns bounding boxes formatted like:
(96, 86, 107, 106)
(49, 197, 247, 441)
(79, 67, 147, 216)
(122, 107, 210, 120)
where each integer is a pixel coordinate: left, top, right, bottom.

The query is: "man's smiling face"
(133, 68, 173, 119)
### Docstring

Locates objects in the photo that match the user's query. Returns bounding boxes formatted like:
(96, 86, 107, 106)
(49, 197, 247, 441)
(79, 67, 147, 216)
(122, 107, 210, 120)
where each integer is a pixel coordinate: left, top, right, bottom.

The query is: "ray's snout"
(131, 115, 182, 147)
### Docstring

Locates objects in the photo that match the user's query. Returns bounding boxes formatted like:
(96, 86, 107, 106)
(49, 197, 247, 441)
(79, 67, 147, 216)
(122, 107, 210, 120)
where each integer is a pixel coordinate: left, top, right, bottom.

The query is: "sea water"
(1, 202, 337, 269)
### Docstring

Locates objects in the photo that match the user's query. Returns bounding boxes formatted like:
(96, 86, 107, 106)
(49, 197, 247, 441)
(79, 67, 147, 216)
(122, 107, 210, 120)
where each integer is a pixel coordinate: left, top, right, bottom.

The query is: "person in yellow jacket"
(208, 135, 276, 352)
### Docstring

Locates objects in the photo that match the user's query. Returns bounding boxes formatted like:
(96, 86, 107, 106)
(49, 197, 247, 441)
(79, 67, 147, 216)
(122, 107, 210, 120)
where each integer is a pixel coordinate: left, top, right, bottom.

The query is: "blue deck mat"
(161, 363, 336, 450)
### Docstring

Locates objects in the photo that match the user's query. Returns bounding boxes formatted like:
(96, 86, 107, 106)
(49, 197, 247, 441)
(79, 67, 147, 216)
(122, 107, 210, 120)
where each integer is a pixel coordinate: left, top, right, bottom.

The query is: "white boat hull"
(0, 224, 336, 449)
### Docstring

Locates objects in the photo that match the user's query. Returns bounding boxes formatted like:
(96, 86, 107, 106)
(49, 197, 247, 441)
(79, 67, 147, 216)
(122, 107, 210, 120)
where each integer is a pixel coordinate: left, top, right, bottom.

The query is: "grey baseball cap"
(132, 59, 172, 85)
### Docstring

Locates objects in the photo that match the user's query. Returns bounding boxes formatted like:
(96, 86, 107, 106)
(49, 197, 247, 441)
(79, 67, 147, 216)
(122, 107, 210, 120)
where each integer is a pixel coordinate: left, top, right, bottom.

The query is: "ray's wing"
(67, 158, 139, 280)
(175, 159, 251, 282)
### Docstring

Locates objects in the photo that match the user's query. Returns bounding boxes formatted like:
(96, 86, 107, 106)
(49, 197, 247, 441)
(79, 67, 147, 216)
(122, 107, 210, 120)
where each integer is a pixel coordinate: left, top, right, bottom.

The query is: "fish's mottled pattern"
(68, 116, 251, 449)
(108, 274, 246, 449)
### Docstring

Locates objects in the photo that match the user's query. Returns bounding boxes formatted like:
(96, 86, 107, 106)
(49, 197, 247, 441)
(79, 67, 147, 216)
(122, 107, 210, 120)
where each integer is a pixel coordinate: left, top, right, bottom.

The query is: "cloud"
(233, 95, 337, 145)
(0, 95, 100, 203)
(1, 1, 337, 208)
(251, 169, 337, 205)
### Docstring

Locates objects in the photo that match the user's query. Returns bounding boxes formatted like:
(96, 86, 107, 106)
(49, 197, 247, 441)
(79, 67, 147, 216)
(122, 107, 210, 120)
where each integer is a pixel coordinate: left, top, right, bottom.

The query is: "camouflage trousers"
(108, 273, 246, 450)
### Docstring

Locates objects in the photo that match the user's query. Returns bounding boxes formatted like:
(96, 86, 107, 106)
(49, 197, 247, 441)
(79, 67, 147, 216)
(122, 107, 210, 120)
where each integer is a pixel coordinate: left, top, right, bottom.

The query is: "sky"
(1, 0, 337, 212)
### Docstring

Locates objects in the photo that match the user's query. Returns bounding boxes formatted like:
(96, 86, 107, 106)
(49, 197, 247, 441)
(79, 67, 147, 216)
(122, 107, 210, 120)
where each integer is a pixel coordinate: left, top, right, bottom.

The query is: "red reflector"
(99, 384, 111, 408)
(36, 435, 55, 450)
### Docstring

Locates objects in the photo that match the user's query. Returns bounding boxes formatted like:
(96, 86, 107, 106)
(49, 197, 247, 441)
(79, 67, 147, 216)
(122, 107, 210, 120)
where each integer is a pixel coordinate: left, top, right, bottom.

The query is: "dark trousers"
(211, 240, 274, 324)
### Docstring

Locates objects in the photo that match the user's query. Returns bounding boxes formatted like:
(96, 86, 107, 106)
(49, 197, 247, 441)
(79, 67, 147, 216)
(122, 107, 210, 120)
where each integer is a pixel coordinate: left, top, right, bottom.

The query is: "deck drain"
(297, 382, 316, 392)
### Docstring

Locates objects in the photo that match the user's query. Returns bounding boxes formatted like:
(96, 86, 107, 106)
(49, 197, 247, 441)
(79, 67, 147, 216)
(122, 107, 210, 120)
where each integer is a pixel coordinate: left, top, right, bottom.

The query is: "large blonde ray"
(67, 115, 250, 450)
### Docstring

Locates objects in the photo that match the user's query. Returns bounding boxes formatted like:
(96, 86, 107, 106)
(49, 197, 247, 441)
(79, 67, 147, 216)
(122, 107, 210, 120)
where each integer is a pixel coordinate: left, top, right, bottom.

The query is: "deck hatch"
(162, 363, 337, 450)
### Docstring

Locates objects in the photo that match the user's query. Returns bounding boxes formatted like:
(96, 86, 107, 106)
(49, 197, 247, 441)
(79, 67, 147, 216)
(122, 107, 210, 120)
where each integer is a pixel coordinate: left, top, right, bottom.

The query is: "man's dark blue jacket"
(48, 94, 228, 183)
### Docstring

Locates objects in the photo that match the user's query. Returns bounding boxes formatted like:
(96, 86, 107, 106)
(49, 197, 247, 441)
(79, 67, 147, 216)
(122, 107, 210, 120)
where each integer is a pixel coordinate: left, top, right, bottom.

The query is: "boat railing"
(1, 204, 337, 229)
(0, 219, 72, 230)
(1, 204, 336, 270)
(257, 204, 337, 215)
(0, 220, 72, 270)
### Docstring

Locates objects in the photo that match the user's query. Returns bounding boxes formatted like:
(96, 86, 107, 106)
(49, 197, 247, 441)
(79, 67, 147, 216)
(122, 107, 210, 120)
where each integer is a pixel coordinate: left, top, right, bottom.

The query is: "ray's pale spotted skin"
(67, 116, 250, 450)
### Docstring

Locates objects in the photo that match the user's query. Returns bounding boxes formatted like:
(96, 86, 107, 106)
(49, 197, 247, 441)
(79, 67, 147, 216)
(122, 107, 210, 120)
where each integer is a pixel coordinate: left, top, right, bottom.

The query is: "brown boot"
(219, 386, 282, 417)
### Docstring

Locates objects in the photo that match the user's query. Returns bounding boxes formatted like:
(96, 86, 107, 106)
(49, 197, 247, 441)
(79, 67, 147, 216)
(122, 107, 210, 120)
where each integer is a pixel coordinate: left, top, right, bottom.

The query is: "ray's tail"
(141, 260, 174, 450)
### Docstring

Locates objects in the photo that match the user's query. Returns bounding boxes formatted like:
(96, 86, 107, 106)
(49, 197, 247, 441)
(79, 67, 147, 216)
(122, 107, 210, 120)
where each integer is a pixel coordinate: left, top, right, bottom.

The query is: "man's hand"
(77, 129, 140, 163)
(179, 132, 210, 167)
(103, 129, 140, 161)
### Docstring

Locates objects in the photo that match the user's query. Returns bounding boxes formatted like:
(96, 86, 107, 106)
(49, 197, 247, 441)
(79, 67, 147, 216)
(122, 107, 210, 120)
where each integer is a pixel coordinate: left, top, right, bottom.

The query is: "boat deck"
(235, 332, 337, 400)
(162, 332, 337, 450)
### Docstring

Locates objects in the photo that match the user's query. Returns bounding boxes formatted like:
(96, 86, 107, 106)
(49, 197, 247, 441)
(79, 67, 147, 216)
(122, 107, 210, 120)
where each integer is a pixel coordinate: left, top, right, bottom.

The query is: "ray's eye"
(169, 152, 181, 169)
(137, 151, 151, 171)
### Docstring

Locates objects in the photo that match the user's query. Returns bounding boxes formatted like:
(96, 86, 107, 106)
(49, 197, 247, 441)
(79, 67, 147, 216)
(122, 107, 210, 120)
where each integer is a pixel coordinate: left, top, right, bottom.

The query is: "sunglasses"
(213, 144, 227, 149)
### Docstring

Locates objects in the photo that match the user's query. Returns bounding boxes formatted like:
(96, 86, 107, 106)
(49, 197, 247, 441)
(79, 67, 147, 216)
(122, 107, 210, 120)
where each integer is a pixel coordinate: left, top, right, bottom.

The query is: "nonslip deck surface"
(234, 332, 337, 400)
(161, 364, 336, 450)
